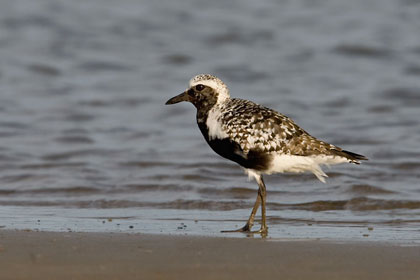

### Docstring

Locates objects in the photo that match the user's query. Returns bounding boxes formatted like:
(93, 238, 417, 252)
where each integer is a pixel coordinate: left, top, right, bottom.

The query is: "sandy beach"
(0, 230, 419, 280)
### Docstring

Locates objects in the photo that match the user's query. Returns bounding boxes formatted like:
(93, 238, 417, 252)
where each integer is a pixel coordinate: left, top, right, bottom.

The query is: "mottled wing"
(219, 99, 339, 157)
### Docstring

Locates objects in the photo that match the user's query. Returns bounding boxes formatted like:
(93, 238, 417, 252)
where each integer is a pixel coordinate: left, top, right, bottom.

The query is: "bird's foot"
(221, 224, 268, 236)
(245, 227, 268, 237)
(254, 227, 268, 237)
(221, 223, 252, 233)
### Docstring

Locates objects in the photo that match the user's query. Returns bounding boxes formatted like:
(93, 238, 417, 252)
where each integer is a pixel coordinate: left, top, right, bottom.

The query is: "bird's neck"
(196, 105, 213, 124)
(195, 99, 227, 124)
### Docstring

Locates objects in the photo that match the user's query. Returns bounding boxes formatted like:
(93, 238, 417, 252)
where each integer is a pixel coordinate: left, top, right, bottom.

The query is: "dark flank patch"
(198, 123, 272, 171)
(244, 149, 273, 170)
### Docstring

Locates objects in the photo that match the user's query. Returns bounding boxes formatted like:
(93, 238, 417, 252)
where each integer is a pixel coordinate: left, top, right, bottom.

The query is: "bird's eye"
(195, 84, 205, 91)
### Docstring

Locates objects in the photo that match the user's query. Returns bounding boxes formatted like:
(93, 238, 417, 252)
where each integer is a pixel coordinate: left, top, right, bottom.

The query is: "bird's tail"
(332, 149, 368, 164)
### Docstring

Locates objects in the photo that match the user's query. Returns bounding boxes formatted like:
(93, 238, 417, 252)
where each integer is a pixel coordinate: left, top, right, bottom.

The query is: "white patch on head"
(189, 74, 230, 104)
(267, 154, 349, 183)
(206, 106, 228, 140)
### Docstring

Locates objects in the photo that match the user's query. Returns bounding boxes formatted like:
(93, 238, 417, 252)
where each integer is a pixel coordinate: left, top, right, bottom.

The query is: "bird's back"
(217, 99, 357, 158)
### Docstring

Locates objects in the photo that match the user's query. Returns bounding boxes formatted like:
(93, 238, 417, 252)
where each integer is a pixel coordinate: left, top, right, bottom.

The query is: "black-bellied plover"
(165, 74, 367, 235)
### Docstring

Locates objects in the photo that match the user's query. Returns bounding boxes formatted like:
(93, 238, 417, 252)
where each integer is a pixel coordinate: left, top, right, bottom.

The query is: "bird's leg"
(243, 192, 261, 231)
(221, 174, 268, 234)
(221, 191, 261, 233)
(255, 175, 268, 234)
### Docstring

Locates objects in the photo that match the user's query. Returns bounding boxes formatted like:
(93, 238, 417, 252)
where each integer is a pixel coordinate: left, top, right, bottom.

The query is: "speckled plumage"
(209, 98, 338, 156)
(166, 74, 367, 234)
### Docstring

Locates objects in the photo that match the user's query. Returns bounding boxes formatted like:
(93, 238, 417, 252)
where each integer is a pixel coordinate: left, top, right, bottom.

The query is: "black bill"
(165, 91, 190, 105)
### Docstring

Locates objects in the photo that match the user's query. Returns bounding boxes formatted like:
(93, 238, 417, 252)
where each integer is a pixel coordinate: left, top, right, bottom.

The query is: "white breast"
(206, 107, 228, 140)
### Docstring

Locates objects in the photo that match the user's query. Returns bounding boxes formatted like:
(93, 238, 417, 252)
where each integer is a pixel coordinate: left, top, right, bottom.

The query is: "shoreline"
(0, 230, 419, 280)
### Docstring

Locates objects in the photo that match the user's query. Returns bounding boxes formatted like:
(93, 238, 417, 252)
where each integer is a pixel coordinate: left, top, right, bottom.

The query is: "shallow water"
(0, 0, 420, 242)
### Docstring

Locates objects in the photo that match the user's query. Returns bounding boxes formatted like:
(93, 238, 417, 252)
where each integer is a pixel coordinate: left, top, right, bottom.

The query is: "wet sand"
(0, 230, 419, 280)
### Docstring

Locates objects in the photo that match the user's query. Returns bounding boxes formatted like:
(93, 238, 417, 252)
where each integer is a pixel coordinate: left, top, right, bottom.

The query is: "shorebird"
(165, 74, 367, 235)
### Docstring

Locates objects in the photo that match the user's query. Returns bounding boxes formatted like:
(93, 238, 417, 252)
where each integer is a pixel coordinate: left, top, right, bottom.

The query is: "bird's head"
(165, 74, 230, 109)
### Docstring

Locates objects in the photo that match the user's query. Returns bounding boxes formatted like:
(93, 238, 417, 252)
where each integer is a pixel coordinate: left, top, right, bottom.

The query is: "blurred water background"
(1, 0, 420, 242)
